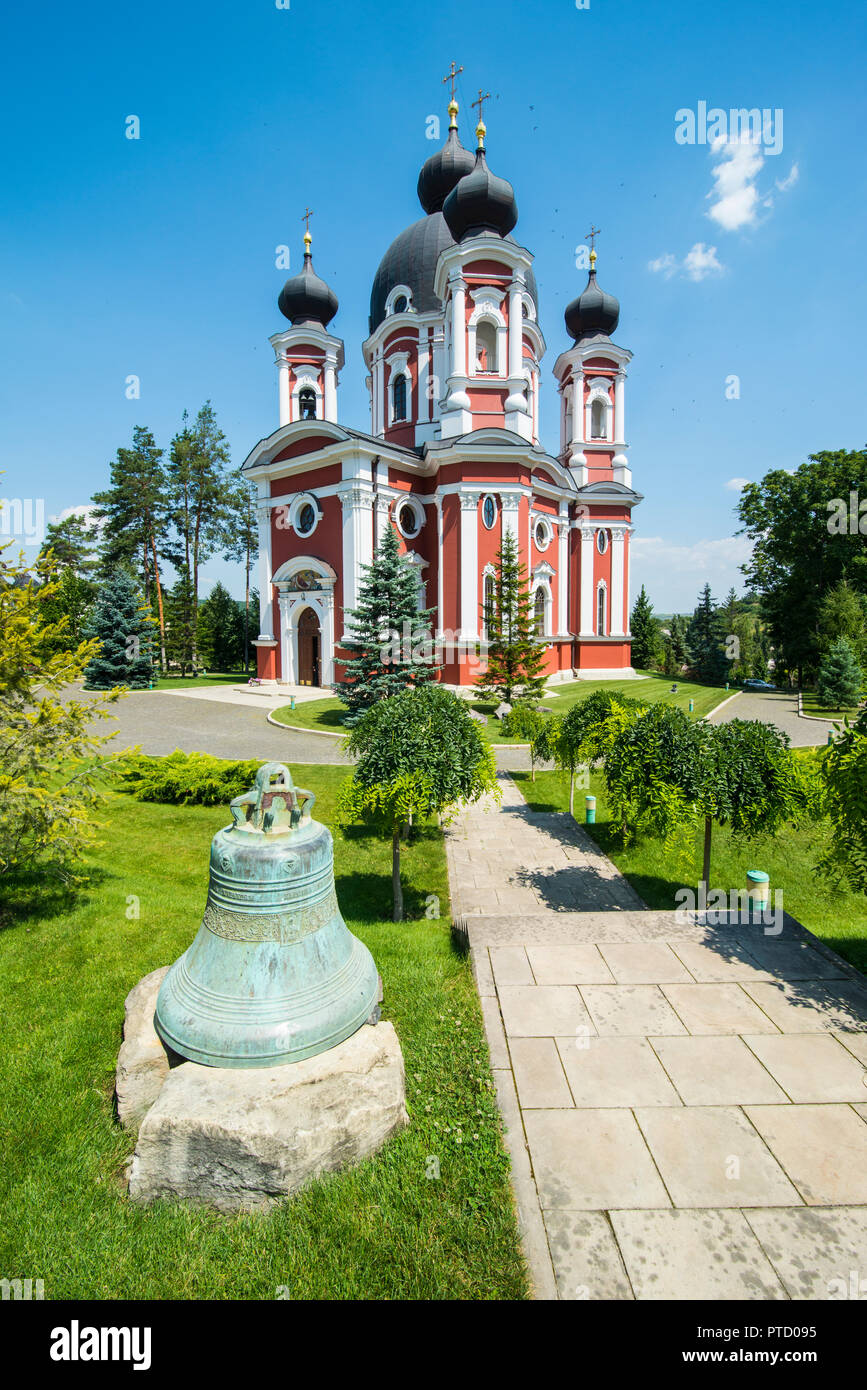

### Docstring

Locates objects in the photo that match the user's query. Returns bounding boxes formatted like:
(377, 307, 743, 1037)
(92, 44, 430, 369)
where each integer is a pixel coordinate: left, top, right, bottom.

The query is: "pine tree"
(222, 473, 258, 671)
(476, 529, 547, 704)
(662, 613, 689, 676)
(687, 584, 727, 684)
(37, 512, 99, 578)
(164, 572, 196, 675)
(164, 403, 233, 667)
(629, 585, 661, 670)
(92, 425, 169, 671)
(337, 523, 439, 723)
(198, 581, 244, 671)
(817, 637, 863, 711)
(83, 568, 155, 690)
(818, 581, 867, 666)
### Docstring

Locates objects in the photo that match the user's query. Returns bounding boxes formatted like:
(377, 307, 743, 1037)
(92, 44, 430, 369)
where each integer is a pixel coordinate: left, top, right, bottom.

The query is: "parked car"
(742, 679, 777, 691)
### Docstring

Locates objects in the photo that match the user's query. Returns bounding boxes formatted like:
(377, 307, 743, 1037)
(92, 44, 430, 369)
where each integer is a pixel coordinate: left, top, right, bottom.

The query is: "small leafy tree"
(604, 707, 810, 890)
(817, 637, 863, 711)
(502, 702, 547, 780)
(0, 544, 120, 882)
(83, 568, 154, 690)
(818, 707, 867, 891)
(630, 586, 662, 670)
(337, 523, 438, 725)
(336, 686, 498, 920)
(476, 530, 547, 704)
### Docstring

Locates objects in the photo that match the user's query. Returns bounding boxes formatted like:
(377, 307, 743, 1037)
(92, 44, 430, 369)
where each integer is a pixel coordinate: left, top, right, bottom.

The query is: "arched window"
(534, 587, 546, 637)
(597, 585, 607, 637)
(483, 573, 496, 641)
(298, 387, 317, 421)
(590, 397, 606, 439)
(392, 294, 408, 314)
(392, 373, 407, 422)
(475, 320, 497, 373)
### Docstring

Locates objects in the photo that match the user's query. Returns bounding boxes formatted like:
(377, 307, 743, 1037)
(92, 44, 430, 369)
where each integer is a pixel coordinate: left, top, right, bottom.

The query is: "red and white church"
(242, 88, 642, 689)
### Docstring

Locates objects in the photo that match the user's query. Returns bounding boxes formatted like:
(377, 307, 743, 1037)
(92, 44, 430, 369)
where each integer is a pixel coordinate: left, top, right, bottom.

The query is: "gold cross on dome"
(472, 89, 491, 126)
(585, 224, 601, 252)
(442, 62, 463, 102)
(301, 207, 313, 234)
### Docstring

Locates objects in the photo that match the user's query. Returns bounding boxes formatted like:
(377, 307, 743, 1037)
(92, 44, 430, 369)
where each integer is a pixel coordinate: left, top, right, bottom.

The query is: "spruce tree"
(476, 529, 547, 704)
(687, 584, 727, 684)
(337, 523, 438, 724)
(817, 637, 863, 711)
(198, 581, 243, 671)
(83, 568, 154, 690)
(629, 585, 661, 670)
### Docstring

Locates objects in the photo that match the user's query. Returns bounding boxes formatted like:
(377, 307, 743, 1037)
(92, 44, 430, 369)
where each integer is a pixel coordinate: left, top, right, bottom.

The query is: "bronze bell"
(154, 762, 380, 1067)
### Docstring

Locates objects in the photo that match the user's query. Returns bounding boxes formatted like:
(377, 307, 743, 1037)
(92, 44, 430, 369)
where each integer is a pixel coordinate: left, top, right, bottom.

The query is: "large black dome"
(369, 212, 455, 332)
(442, 148, 518, 242)
(278, 249, 338, 328)
(417, 127, 476, 214)
(369, 213, 538, 334)
(564, 265, 620, 341)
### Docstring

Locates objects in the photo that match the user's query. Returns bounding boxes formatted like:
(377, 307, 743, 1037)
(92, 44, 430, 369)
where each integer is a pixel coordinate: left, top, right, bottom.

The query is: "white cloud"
(724, 477, 751, 492)
(707, 134, 765, 230)
(683, 242, 724, 281)
(631, 534, 752, 612)
(648, 242, 724, 282)
(648, 253, 677, 279)
(775, 162, 799, 192)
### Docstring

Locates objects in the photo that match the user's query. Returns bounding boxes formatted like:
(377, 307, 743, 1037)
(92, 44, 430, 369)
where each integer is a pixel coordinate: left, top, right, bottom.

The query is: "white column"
(557, 515, 569, 634)
(256, 485, 273, 639)
(435, 495, 444, 638)
(339, 485, 374, 635)
(508, 277, 522, 378)
(323, 352, 338, 422)
(418, 334, 429, 421)
(579, 523, 595, 636)
(501, 493, 521, 544)
(278, 591, 293, 682)
(371, 353, 383, 435)
(572, 370, 585, 443)
(277, 359, 291, 427)
(451, 278, 467, 379)
(610, 525, 628, 637)
(459, 491, 479, 642)
(614, 369, 626, 442)
(431, 328, 445, 417)
(320, 586, 336, 686)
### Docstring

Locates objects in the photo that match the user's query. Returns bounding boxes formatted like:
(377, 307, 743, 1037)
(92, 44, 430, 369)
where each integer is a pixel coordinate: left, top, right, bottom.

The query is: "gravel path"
(707, 689, 837, 746)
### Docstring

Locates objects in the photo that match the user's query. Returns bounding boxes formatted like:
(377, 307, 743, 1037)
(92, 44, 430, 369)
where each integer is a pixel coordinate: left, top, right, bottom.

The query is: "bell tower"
(270, 214, 345, 428)
(436, 104, 544, 441)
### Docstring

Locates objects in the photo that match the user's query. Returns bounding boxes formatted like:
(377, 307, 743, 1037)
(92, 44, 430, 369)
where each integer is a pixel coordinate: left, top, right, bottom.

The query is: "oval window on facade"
(596, 528, 609, 555)
(482, 495, 497, 529)
(398, 502, 419, 538)
(297, 503, 316, 535)
(534, 519, 551, 551)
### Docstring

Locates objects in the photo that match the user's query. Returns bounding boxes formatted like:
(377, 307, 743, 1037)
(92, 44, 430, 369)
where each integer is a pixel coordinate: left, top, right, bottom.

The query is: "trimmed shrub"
(118, 751, 263, 805)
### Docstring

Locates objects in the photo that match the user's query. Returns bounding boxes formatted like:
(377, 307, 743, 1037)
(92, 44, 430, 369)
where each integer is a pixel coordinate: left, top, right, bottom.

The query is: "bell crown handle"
(229, 762, 316, 833)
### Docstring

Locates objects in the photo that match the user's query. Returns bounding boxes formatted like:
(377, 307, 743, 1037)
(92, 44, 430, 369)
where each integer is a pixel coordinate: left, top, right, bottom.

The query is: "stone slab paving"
(446, 772, 867, 1300)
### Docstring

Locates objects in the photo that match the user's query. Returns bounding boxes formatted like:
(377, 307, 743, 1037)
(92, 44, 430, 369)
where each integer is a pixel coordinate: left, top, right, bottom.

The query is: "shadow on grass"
(0, 866, 111, 931)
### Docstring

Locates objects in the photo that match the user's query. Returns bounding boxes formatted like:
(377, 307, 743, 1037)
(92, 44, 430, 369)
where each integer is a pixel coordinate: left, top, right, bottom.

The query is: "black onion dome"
(278, 250, 338, 327)
(442, 148, 518, 242)
(417, 127, 476, 213)
(564, 266, 620, 341)
(369, 212, 456, 332)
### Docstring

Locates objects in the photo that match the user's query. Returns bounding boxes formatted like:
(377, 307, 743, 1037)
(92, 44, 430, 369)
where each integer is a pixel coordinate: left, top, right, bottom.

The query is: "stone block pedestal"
(116, 971, 408, 1213)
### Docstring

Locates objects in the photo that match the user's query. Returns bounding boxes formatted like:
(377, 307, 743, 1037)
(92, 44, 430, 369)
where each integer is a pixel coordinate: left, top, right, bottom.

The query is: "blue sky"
(2, 0, 865, 612)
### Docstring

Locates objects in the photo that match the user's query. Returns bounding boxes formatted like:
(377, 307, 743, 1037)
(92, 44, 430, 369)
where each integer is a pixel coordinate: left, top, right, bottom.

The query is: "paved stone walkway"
(447, 774, 867, 1300)
(708, 688, 836, 747)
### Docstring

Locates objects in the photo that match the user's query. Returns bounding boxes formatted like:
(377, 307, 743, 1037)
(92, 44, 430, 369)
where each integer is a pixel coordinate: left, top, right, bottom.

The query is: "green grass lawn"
(515, 767, 867, 976)
(152, 671, 252, 691)
(272, 673, 732, 745)
(801, 690, 863, 720)
(0, 769, 527, 1301)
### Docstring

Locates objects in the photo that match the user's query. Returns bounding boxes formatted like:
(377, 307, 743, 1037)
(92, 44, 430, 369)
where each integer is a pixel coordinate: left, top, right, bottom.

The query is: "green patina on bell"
(155, 763, 380, 1068)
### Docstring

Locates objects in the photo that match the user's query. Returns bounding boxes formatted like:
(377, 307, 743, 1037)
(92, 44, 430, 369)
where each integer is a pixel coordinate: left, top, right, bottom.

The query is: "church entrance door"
(297, 607, 321, 686)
